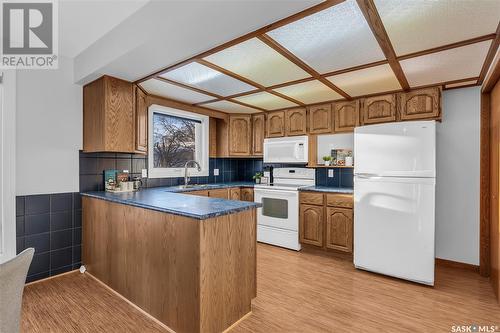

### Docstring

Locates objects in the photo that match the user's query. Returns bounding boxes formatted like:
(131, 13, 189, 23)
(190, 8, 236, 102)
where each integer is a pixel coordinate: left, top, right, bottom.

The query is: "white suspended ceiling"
(327, 64, 402, 97)
(273, 80, 344, 104)
(201, 100, 262, 114)
(266, 0, 386, 73)
(204, 38, 310, 86)
(159, 62, 256, 97)
(233, 91, 298, 110)
(139, 79, 213, 104)
(375, 0, 500, 56)
(137, 0, 500, 114)
(400, 41, 491, 88)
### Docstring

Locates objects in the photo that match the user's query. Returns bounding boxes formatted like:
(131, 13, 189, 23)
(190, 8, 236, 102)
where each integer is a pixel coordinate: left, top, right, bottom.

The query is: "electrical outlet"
(214, 169, 219, 176)
(328, 169, 334, 178)
(141, 169, 148, 178)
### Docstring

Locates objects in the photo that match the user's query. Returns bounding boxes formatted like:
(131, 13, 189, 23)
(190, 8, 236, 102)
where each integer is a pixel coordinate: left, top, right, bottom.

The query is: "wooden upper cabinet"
(309, 104, 332, 134)
(267, 111, 285, 137)
(285, 108, 307, 136)
(83, 75, 135, 153)
(361, 94, 396, 125)
(134, 86, 148, 154)
(334, 100, 360, 133)
(229, 115, 252, 156)
(299, 204, 324, 247)
(252, 113, 265, 156)
(325, 207, 353, 253)
(399, 87, 441, 121)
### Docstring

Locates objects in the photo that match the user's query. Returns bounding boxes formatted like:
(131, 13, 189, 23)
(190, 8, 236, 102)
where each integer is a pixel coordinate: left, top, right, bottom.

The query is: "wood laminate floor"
(22, 244, 500, 333)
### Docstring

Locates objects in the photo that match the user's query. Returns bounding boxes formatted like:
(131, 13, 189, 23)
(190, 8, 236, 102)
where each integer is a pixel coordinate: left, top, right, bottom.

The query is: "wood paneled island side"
(82, 196, 257, 333)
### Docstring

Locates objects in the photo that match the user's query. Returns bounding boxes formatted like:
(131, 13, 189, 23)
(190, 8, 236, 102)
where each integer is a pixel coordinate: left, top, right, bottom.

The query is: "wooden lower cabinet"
(185, 187, 252, 202)
(241, 188, 254, 202)
(229, 188, 241, 200)
(299, 191, 353, 254)
(185, 190, 208, 196)
(325, 207, 353, 253)
(208, 188, 229, 199)
(299, 204, 324, 247)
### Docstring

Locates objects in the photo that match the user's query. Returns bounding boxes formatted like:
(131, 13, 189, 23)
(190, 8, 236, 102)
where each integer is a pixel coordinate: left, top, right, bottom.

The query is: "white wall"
(436, 86, 480, 265)
(317, 133, 354, 165)
(16, 57, 82, 195)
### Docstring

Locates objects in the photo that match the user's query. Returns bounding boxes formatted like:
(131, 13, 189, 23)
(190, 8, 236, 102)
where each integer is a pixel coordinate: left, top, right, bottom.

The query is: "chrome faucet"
(184, 160, 201, 187)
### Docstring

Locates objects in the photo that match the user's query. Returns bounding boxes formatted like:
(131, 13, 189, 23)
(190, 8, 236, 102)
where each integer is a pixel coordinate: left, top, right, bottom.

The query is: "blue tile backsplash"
(79, 151, 263, 191)
(315, 167, 354, 188)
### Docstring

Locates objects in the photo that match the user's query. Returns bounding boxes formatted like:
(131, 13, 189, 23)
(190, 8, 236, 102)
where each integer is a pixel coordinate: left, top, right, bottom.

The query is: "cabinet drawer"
(185, 190, 208, 197)
(326, 193, 353, 208)
(300, 192, 324, 205)
(208, 188, 229, 199)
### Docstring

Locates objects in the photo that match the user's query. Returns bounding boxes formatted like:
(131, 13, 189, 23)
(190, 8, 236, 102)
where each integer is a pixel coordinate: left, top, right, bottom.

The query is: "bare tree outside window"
(153, 113, 197, 168)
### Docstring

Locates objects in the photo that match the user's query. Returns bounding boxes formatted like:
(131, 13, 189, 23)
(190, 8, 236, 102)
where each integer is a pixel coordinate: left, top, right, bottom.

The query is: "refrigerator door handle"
(355, 173, 381, 179)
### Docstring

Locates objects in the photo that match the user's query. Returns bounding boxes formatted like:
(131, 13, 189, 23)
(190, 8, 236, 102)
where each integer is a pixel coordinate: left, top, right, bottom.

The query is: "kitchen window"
(148, 104, 209, 178)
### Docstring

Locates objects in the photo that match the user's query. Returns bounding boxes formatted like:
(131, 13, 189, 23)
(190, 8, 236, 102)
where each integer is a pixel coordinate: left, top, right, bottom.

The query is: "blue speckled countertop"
(299, 186, 354, 194)
(81, 182, 260, 220)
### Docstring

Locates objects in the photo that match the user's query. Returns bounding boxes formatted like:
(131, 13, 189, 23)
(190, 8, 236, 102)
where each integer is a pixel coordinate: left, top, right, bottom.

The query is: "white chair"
(0, 248, 34, 333)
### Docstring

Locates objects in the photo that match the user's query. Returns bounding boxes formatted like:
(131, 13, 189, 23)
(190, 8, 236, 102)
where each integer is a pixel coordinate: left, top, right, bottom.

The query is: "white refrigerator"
(354, 120, 436, 285)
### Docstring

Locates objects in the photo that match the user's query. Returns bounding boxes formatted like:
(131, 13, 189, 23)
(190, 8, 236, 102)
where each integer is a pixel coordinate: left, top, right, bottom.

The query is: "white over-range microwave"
(263, 135, 308, 164)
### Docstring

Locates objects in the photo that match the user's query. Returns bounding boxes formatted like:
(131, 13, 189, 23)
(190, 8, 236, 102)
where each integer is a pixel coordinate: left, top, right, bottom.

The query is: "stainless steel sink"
(177, 184, 209, 189)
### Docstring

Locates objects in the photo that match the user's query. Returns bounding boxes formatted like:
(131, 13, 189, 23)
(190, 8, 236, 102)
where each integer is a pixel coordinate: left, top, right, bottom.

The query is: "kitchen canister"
(345, 156, 353, 167)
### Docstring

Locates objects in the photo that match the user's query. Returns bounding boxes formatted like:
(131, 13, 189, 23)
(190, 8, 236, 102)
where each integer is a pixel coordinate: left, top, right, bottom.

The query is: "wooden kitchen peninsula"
(81, 188, 259, 333)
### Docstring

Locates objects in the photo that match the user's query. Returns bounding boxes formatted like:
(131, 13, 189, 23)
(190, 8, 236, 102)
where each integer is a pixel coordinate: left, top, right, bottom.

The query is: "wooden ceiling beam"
(196, 59, 305, 107)
(135, 0, 345, 84)
(478, 23, 500, 85)
(155, 76, 267, 112)
(356, 0, 410, 91)
(398, 33, 497, 61)
(257, 34, 351, 100)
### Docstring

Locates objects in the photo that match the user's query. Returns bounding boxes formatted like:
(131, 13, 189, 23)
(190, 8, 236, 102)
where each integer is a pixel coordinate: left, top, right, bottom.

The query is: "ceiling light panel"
(202, 100, 261, 114)
(204, 38, 310, 86)
(273, 80, 344, 104)
(267, 0, 386, 74)
(400, 40, 491, 88)
(139, 78, 213, 104)
(327, 64, 402, 97)
(160, 62, 255, 96)
(375, 0, 500, 56)
(234, 91, 298, 110)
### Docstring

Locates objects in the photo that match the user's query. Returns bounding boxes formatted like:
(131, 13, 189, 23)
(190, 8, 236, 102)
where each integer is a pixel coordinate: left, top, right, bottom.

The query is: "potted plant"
(253, 172, 263, 184)
(322, 156, 332, 166)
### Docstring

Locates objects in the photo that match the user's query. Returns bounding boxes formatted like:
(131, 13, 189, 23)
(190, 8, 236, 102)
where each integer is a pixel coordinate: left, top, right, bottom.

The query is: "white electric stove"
(254, 168, 315, 250)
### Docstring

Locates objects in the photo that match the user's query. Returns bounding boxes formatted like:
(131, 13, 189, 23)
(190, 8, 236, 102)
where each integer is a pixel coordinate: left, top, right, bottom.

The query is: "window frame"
(148, 104, 209, 179)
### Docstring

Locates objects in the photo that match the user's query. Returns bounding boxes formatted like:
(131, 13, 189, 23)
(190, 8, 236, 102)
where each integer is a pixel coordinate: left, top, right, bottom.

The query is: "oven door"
(254, 188, 299, 231)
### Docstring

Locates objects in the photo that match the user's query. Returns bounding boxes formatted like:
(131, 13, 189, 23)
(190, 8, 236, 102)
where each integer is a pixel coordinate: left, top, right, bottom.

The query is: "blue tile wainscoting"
(16, 192, 82, 283)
